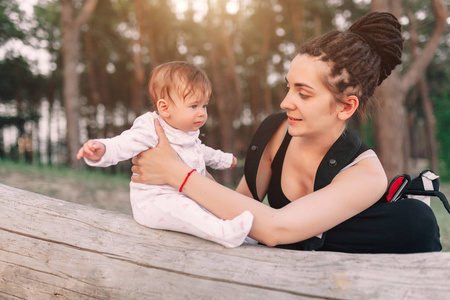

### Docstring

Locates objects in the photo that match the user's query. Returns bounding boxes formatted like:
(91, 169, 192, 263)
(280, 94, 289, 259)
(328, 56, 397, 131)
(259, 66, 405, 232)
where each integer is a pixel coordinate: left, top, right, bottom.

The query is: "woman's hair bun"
(348, 12, 404, 85)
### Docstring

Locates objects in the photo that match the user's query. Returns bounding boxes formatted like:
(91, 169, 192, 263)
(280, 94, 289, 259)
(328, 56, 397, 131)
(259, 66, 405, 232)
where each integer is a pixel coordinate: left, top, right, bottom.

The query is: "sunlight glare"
(172, 0, 188, 15)
(171, 0, 209, 21)
(172, 0, 242, 20)
(226, 1, 239, 15)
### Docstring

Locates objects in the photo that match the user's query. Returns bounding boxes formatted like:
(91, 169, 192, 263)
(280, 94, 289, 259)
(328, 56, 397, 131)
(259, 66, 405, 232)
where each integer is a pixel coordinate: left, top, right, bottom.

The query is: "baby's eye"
(191, 105, 198, 109)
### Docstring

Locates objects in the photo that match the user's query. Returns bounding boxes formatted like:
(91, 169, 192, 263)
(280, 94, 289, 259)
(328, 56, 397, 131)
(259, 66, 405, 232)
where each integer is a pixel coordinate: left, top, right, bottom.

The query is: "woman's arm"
(235, 177, 254, 197)
(132, 119, 387, 247)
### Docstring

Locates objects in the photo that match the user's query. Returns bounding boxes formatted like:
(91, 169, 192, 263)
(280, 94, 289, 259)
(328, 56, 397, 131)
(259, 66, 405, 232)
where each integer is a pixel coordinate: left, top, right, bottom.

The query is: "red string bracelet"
(179, 169, 196, 193)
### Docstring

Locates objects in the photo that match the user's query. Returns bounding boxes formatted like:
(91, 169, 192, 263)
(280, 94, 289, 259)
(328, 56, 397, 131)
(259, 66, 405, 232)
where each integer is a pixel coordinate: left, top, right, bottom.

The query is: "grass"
(0, 159, 130, 187)
(1, 159, 449, 251)
(0, 159, 132, 213)
(432, 200, 450, 251)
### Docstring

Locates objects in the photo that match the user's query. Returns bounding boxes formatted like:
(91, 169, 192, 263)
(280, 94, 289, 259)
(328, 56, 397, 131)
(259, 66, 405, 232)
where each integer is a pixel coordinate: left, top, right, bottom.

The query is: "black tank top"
(244, 114, 371, 250)
(267, 131, 370, 209)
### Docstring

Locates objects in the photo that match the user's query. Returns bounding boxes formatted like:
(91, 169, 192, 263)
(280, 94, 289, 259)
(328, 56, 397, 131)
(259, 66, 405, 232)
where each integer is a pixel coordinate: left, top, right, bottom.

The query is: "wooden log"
(0, 183, 449, 299)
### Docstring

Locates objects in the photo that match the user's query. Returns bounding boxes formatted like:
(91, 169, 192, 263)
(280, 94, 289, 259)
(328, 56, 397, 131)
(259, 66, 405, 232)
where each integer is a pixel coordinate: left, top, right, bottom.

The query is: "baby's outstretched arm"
(230, 156, 237, 169)
(76, 140, 106, 162)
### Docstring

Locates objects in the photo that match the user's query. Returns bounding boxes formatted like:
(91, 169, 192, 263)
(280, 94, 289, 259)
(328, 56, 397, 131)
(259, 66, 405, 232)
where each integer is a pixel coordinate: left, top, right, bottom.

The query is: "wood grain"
(1, 184, 449, 299)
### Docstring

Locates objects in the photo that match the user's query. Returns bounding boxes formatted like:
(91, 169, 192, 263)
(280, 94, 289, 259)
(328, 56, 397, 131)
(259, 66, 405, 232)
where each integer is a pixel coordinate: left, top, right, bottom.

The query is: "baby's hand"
(76, 140, 106, 161)
(229, 156, 237, 169)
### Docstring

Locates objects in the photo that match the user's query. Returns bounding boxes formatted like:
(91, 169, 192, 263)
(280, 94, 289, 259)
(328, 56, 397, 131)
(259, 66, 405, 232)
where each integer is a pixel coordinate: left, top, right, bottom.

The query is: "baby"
(77, 61, 253, 248)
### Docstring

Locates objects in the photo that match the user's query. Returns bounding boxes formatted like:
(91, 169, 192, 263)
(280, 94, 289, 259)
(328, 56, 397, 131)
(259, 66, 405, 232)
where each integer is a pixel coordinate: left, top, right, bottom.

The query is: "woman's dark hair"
(298, 12, 404, 118)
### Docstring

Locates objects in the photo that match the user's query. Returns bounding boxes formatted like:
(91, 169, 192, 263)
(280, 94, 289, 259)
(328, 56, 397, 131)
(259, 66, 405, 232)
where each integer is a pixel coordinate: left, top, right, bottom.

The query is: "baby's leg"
(133, 194, 253, 248)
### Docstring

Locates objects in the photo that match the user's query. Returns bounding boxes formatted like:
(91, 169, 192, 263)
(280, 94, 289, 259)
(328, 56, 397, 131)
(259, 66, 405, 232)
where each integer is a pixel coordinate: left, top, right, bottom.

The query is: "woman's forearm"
(178, 169, 281, 245)
(181, 170, 263, 219)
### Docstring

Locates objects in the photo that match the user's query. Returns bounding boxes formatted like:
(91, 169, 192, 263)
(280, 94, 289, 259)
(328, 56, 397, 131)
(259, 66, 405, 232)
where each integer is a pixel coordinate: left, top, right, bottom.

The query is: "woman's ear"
(157, 99, 171, 118)
(338, 95, 359, 121)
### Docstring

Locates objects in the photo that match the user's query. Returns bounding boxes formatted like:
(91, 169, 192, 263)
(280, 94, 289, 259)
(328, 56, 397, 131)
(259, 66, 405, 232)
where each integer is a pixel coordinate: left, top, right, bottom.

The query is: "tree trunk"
(146, 25, 159, 71)
(371, 0, 447, 180)
(206, 0, 242, 185)
(84, 31, 102, 108)
(249, 74, 260, 131)
(2, 184, 450, 299)
(289, 0, 304, 42)
(408, 12, 439, 173)
(260, 2, 274, 115)
(0, 130, 4, 160)
(47, 99, 54, 165)
(84, 31, 101, 139)
(132, 0, 146, 116)
(373, 75, 408, 177)
(60, 0, 98, 168)
(419, 79, 438, 172)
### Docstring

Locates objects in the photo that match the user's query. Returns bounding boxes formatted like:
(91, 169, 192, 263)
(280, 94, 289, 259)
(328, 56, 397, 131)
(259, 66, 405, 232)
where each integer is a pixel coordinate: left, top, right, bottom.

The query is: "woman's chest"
(280, 147, 322, 201)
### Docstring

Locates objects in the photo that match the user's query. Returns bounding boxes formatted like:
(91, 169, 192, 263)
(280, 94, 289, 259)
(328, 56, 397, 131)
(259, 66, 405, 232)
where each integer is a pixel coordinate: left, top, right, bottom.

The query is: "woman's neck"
(292, 124, 346, 157)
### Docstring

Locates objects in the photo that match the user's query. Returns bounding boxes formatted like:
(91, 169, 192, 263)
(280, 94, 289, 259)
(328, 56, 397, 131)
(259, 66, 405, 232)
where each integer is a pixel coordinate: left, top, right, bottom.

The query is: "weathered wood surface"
(1, 183, 449, 300)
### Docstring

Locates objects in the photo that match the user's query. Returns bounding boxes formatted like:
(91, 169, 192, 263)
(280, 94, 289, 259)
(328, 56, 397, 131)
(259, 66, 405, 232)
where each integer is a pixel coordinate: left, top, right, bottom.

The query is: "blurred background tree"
(0, 0, 449, 184)
(371, 0, 447, 179)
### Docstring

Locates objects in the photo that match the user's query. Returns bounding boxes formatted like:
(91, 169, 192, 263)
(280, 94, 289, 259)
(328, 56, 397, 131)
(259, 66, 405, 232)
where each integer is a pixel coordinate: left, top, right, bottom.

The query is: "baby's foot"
(214, 210, 254, 248)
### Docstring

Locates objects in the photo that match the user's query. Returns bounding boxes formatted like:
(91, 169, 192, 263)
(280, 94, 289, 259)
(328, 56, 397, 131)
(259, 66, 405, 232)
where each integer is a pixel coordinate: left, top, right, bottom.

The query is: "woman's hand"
(131, 119, 186, 186)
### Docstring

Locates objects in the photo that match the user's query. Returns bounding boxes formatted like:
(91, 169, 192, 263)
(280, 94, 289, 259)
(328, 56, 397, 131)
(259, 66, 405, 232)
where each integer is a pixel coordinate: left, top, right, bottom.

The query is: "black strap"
(405, 169, 450, 214)
(244, 112, 287, 201)
(407, 190, 450, 213)
(314, 127, 363, 191)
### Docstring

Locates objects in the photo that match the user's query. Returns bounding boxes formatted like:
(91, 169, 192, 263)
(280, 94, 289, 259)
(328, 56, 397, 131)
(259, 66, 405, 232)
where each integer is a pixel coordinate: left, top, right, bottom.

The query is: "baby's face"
(165, 92, 209, 132)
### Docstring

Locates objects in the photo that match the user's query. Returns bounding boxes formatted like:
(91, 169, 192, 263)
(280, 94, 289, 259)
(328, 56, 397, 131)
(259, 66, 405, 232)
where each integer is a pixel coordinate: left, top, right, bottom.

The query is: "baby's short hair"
(148, 61, 212, 109)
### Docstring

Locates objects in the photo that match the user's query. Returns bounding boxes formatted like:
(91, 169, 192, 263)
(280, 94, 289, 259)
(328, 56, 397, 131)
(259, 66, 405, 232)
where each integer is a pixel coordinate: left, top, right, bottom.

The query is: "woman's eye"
(299, 93, 310, 99)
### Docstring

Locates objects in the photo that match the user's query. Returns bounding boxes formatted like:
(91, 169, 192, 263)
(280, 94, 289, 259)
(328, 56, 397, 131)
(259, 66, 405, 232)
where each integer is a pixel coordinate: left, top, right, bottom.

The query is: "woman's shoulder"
(337, 148, 387, 192)
(246, 112, 289, 163)
(265, 118, 289, 162)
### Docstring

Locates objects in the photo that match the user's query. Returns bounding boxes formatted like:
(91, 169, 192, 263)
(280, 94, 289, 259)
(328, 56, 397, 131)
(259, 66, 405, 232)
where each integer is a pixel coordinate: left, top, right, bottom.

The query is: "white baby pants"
(131, 189, 254, 248)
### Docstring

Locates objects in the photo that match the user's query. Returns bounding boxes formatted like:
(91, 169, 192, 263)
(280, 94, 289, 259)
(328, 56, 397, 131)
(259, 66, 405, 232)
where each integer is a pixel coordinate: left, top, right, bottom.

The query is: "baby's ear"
(157, 99, 171, 118)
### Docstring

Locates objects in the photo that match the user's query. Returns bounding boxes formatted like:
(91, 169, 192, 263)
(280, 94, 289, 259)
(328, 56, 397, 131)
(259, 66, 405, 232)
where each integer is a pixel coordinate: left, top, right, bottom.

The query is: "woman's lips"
(287, 116, 302, 124)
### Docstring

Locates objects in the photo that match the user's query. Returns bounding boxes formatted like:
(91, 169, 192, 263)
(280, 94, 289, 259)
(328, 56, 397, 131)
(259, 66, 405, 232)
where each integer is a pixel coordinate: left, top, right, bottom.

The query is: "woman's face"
(280, 54, 343, 138)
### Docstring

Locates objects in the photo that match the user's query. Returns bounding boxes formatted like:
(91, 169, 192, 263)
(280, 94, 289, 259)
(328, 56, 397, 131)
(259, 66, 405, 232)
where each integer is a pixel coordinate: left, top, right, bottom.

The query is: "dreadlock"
(298, 12, 404, 118)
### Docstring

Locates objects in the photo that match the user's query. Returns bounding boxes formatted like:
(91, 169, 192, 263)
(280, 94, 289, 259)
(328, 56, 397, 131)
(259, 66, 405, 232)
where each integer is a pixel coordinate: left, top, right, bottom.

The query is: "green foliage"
(431, 186, 450, 251)
(32, 1, 61, 51)
(0, 56, 44, 135)
(0, 56, 43, 101)
(0, 0, 24, 44)
(435, 94, 450, 181)
(0, 1, 48, 106)
(0, 115, 39, 130)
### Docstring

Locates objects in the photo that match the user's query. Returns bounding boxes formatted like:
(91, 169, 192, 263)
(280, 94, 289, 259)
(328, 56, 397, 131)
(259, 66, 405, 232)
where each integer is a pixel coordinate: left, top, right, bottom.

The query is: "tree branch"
(401, 0, 448, 91)
(74, 0, 99, 28)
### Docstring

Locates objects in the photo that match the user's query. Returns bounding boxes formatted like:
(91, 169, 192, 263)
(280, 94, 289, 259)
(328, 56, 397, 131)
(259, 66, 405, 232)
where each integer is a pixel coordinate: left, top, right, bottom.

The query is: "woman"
(131, 12, 441, 253)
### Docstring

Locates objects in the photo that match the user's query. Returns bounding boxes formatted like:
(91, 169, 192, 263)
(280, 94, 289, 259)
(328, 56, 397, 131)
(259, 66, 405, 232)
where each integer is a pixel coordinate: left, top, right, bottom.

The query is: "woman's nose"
(280, 95, 293, 110)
